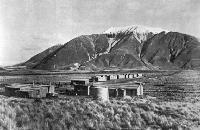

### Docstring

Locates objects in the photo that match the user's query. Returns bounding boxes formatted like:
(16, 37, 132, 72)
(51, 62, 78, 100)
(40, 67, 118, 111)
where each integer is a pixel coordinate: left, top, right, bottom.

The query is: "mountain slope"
(22, 25, 200, 70)
(20, 44, 62, 68)
(33, 34, 110, 69)
(32, 25, 162, 70)
(141, 32, 200, 69)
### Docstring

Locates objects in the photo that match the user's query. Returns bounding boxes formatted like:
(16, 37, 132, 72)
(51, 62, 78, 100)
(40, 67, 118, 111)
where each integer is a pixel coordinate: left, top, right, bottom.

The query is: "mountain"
(20, 44, 62, 68)
(140, 32, 200, 70)
(22, 25, 200, 70)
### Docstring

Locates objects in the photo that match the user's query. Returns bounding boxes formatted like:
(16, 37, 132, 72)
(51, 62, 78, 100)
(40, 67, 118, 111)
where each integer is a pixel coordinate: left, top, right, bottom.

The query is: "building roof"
(6, 83, 32, 89)
(17, 89, 34, 92)
(71, 78, 91, 81)
(93, 82, 143, 89)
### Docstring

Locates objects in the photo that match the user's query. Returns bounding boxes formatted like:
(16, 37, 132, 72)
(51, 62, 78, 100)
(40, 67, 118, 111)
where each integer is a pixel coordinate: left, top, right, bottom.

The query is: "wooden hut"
(129, 74, 134, 78)
(96, 75, 110, 82)
(74, 85, 90, 96)
(71, 78, 93, 86)
(4, 83, 31, 96)
(41, 85, 55, 94)
(125, 74, 129, 79)
(28, 87, 48, 98)
(5, 86, 21, 96)
(138, 73, 143, 78)
(105, 82, 144, 97)
(133, 73, 143, 78)
(117, 83, 143, 97)
(71, 78, 93, 96)
(16, 89, 35, 98)
(118, 74, 125, 79)
(110, 74, 118, 80)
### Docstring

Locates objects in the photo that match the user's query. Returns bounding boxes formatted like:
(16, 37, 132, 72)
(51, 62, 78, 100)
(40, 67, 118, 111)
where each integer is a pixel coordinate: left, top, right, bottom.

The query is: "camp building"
(71, 78, 93, 96)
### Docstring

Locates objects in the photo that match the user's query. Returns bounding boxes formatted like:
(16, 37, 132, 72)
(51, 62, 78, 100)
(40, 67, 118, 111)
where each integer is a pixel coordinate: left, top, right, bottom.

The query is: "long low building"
(4, 83, 56, 98)
(92, 82, 144, 97)
(109, 85, 143, 97)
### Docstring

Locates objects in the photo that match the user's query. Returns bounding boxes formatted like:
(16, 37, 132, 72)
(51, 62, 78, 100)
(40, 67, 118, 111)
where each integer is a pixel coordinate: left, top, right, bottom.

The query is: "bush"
(0, 95, 200, 129)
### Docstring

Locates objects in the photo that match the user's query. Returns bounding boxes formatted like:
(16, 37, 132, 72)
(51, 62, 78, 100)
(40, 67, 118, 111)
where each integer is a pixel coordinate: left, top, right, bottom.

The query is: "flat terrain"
(1, 69, 200, 129)
(1, 69, 199, 101)
(0, 70, 200, 100)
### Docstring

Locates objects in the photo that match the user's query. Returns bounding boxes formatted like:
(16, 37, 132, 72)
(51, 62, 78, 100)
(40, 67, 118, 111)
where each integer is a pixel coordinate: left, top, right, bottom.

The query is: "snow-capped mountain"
(21, 25, 200, 70)
(103, 25, 168, 42)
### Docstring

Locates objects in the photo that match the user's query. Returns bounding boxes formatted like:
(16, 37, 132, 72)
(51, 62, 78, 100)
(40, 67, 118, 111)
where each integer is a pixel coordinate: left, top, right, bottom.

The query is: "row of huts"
(3, 73, 143, 99)
(71, 73, 144, 100)
(95, 73, 143, 82)
(4, 83, 56, 98)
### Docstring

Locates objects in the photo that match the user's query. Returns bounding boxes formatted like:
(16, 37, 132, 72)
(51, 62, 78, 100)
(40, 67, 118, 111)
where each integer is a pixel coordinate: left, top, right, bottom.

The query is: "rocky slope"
(20, 44, 62, 68)
(141, 32, 200, 70)
(22, 25, 200, 70)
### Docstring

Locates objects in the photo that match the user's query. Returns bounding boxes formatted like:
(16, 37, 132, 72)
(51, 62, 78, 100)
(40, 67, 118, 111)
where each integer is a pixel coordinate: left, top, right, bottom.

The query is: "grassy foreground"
(1, 95, 200, 130)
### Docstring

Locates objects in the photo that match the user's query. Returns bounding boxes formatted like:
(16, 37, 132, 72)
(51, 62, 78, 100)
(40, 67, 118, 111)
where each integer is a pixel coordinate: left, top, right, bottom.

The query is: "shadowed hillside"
(141, 32, 200, 69)
(20, 45, 62, 68)
(20, 26, 200, 70)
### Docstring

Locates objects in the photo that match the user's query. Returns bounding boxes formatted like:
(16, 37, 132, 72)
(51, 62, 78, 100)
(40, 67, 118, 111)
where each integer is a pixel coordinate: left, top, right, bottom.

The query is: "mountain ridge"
(20, 25, 200, 70)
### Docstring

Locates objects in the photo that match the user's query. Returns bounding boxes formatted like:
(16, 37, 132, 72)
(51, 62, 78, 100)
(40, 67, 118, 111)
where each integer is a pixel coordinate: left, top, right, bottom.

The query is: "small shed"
(133, 74, 138, 78)
(41, 85, 55, 94)
(28, 87, 48, 98)
(110, 74, 118, 80)
(107, 82, 144, 97)
(133, 73, 143, 78)
(71, 78, 93, 96)
(138, 73, 143, 78)
(123, 85, 143, 97)
(125, 74, 130, 79)
(71, 78, 93, 86)
(5, 83, 31, 96)
(16, 89, 35, 98)
(128, 74, 134, 78)
(5, 86, 21, 96)
(96, 75, 110, 82)
(74, 85, 90, 96)
(118, 74, 125, 79)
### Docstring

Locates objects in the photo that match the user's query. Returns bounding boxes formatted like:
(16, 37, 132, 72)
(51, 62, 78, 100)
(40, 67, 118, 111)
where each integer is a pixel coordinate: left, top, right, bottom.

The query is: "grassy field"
(0, 69, 175, 84)
(1, 70, 200, 129)
(1, 95, 200, 130)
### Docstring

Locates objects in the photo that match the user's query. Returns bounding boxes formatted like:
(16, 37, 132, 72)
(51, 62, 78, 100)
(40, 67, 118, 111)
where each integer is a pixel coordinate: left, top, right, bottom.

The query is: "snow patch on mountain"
(103, 25, 168, 34)
(103, 25, 168, 43)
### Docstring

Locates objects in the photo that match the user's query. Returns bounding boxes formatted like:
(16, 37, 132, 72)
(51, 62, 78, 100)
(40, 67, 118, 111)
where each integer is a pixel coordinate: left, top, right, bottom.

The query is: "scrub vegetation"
(1, 95, 200, 130)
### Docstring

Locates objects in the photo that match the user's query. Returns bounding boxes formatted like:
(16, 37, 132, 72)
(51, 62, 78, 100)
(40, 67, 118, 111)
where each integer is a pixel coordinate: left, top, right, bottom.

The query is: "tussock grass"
(1, 95, 200, 130)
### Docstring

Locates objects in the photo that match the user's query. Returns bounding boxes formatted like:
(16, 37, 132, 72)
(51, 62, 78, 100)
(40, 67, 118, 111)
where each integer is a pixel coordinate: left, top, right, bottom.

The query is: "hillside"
(20, 44, 62, 68)
(22, 25, 200, 70)
(141, 32, 200, 70)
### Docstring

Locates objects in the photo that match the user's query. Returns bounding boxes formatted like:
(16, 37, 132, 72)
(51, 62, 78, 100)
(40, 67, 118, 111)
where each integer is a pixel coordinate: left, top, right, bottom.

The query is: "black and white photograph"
(0, 0, 200, 129)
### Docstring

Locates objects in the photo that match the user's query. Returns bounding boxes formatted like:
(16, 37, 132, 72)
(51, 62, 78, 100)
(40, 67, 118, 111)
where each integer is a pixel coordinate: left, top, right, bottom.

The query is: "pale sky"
(0, 0, 200, 66)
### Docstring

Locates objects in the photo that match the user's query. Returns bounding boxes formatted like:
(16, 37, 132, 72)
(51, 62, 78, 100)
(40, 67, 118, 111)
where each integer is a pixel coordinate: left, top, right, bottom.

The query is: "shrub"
(0, 95, 200, 129)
